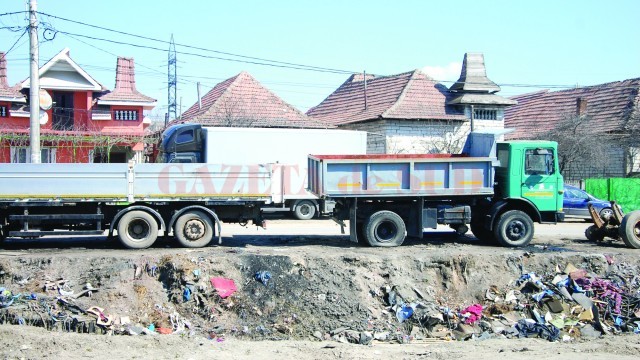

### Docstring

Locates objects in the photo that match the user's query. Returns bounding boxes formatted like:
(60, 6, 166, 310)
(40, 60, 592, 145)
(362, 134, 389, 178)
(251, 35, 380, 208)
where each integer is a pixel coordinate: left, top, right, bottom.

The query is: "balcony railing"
(91, 109, 140, 121)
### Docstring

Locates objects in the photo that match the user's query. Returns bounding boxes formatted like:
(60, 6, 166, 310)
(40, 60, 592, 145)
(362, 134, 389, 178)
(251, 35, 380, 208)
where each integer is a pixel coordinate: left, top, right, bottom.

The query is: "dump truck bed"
(308, 154, 495, 198)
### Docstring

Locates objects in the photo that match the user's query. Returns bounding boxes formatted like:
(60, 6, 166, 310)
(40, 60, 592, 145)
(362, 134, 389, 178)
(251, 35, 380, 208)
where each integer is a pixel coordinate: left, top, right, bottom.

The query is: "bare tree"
(215, 96, 259, 127)
(418, 120, 469, 154)
(540, 114, 610, 176)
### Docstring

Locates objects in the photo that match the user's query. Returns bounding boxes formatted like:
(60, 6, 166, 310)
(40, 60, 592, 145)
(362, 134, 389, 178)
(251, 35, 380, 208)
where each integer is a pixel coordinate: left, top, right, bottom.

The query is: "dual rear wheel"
(117, 210, 214, 249)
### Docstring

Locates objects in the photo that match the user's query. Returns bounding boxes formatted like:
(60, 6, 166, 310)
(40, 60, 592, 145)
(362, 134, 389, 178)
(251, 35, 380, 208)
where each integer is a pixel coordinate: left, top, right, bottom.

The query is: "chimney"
(114, 57, 137, 93)
(576, 97, 587, 116)
(0, 52, 9, 88)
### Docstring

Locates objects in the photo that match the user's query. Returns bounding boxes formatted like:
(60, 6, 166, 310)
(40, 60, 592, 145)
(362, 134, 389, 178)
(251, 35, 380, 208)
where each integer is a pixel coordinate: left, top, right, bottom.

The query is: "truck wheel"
(293, 200, 316, 220)
(174, 211, 214, 248)
(493, 210, 534, 247)
(117, 211, 159, 249)
(364, 210, 406, 247)
(619, 210, 640, 249)
(356, 223, 369, 247)
(470, 219, 496, 243)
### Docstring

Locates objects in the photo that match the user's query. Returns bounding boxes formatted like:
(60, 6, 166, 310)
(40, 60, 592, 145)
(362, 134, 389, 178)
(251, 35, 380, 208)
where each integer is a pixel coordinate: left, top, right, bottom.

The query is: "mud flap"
(349, 198, 358, 243)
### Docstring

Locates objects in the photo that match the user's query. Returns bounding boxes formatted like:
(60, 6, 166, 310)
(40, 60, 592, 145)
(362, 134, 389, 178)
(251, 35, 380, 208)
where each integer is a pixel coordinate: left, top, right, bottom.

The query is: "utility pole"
(167, 34, 177, 121)
(28, 0, 41, 163)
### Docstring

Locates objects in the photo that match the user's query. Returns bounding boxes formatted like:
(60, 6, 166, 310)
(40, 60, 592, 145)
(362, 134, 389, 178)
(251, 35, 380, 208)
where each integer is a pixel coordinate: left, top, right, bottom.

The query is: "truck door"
(520, 148, 558, 212)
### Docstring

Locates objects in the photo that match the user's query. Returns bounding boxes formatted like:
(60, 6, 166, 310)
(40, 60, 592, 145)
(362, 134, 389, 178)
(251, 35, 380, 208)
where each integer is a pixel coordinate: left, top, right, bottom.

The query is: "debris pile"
(1, 253, 640, 345)
(356, 261, 640, 343)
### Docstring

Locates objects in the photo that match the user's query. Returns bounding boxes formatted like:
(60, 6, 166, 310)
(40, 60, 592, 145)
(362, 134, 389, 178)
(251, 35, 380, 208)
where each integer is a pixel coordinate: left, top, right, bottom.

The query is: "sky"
(1, 0, 639, 122)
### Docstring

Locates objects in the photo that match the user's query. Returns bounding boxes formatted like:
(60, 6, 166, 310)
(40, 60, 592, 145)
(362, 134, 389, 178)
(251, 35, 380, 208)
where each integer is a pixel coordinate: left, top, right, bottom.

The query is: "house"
(306, 53, 515, 154)
(171, 71, 330, 129)
(504, 78, 640, 180)
(0, 48, 156, 163)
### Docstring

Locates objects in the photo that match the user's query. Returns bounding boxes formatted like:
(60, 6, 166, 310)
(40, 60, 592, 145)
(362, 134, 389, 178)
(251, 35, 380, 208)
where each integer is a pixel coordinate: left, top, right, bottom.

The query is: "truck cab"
(158, 124, 204, 163)
(494, 141, 564, 223)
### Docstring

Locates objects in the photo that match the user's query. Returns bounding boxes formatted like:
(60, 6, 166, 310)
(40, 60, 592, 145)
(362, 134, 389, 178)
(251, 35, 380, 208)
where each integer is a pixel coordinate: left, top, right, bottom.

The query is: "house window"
(10, 147, 57, 163)
(473, 109, 498, 120)
(91, 105, 112, 120)
(114, 110, 138, 121)
(0, 105, 7, 117)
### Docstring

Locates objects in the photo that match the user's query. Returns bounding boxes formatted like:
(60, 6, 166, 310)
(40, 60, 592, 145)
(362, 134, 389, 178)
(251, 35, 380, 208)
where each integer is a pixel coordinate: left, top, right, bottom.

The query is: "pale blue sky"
(1, 0, 639, 121)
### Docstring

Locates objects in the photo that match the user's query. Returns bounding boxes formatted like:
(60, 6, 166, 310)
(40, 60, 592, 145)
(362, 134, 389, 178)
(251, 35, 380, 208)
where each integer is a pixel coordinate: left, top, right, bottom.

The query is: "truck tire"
(174, 211, 214, 248)
(619, 210, 640, 249)
(364, 210, 406, 247)
(293, 200, 316, 220)
(117, 210, 159, 249)
(470, 218, 496, 244)
(356, 223, 369, 247)
(493, 210, 534, 247)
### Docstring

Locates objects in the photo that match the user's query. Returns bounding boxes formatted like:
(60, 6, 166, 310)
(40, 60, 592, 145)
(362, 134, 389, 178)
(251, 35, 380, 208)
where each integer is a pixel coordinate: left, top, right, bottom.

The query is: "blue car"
(563, 185, 613, 221)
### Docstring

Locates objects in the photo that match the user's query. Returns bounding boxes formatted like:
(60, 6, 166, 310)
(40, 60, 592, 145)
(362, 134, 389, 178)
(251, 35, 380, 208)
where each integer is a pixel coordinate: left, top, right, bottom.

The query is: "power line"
(36, 11, 356, 75)
(2, 27, 28, 57)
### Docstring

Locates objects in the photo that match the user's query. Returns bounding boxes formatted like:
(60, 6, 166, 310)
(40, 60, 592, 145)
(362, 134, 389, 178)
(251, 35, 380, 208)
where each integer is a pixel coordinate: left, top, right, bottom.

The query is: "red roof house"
(172, 71, 330, 129)
(307, 53, 515, 154)
(0, 49, 156, 163)
(504, 78, 640, 179)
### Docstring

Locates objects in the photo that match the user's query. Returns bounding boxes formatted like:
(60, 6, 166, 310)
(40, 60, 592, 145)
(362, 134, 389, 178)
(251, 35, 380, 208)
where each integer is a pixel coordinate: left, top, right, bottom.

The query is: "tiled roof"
(306, 70, 466, 125)
(172, 72, 330, 129)
(504, 78, 640, 140)
(98, 57, 155, 103)
(0, 52, 25, 101)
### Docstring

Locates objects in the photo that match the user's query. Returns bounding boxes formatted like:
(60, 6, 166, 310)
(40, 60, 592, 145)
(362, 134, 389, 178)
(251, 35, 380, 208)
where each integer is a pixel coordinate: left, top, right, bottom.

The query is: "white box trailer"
(159, 125, 367, 219)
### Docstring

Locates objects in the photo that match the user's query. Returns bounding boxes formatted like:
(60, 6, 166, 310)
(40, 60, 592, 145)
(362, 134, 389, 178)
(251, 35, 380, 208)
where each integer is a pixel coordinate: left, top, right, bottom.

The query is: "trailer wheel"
(293, 200, 316, 220)
(619, 210, 640, 249)
(117, 211, 159, 249)
(493, 210, 534, 247)
(364, 210, 406, 247)
(174, 211, 214, 248)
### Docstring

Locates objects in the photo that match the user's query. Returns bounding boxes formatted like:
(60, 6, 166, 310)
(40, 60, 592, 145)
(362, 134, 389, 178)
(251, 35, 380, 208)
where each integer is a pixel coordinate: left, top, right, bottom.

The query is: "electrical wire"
(2, 27, 28, 57)
(36, 11, 356, 75)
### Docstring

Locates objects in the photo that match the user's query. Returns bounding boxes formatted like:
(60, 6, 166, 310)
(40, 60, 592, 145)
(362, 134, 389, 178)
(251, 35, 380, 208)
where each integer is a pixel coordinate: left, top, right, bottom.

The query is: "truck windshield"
(525, 148, 555, 175)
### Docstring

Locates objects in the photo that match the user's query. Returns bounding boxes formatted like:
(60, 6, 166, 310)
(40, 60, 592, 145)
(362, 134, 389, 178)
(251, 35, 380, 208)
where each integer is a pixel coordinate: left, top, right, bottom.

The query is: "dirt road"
(1, 218, 639, 359)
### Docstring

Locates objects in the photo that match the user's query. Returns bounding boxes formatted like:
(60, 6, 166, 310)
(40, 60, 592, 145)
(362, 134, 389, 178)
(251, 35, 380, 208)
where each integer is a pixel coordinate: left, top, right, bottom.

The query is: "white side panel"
(202, 127, 367, 204)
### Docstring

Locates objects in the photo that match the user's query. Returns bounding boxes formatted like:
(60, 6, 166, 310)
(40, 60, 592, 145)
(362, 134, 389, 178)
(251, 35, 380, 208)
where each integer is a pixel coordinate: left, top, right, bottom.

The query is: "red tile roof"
(0, 52, 25, 101)
(98, 57, 155, 103)
(306, 70, 466, 125)
(504, 78, 640, 140)
(172, 72, 331, 129)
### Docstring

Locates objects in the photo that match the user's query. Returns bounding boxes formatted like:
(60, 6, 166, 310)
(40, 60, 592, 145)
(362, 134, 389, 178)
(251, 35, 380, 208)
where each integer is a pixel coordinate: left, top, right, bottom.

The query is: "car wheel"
(599, 207, 613, 221)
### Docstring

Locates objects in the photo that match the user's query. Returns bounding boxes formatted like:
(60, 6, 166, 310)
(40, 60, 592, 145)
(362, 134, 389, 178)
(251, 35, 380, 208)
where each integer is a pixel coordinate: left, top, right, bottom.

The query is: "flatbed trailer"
(308, 133, 564, 247)
(0, 162, 271, 248)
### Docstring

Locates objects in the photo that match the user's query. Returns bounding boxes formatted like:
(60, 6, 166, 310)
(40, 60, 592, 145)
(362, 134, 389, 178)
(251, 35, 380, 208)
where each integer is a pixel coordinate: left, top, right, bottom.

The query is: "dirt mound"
(2, 247, 640, 345)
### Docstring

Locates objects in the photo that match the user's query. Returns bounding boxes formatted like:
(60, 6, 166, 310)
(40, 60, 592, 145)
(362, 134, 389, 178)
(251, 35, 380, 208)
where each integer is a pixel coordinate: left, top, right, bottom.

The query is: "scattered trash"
(254, 271, 271, 286)
(210, 277, 237, 298)
(396, 304, 414, 323)
(460, 304, 483, 324)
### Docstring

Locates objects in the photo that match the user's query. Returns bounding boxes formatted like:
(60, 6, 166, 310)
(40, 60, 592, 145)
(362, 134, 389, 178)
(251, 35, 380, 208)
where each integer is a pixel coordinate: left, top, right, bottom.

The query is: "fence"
(585, 178, 640, 213)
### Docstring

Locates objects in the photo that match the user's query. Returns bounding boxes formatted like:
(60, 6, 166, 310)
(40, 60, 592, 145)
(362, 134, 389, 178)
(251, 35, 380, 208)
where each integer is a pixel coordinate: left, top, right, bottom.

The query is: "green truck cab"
(495, 141, 564, 219)
(468, 140, 564, 247)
